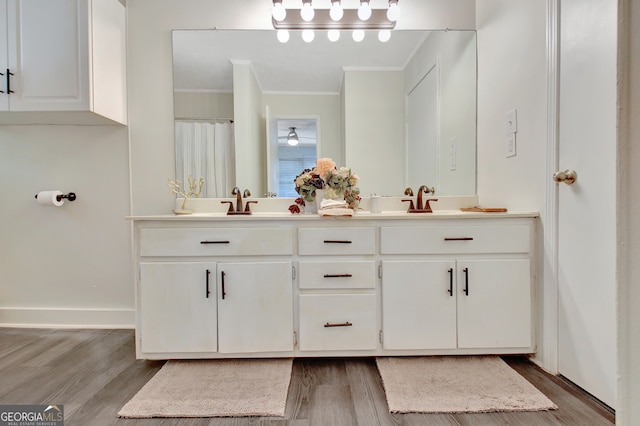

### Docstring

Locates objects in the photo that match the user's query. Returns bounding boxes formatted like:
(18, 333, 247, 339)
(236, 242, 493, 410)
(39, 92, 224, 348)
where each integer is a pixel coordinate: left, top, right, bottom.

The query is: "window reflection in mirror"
(268, 118, 318, 197)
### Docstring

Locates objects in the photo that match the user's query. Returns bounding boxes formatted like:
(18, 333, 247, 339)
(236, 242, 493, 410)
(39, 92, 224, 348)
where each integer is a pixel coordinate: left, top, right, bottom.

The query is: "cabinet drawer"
(140, 228, 293, 257)
(299, 261, 376, 289)
(298, 227, 375, 255)
(298, 294, 377, 351)
(380, 225, 530, 254)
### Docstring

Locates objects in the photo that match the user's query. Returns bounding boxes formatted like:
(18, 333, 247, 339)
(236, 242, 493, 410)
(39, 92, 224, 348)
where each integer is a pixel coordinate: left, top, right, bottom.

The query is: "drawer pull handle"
(323, 240, 352, 244)
(444, 237, 474, 241)
(448, 268, 453, 296)
(205, 269, 211, 298)
(323, 274, 353, 278)
(221, 271, 227, 300)
(463, 267, 469, 296)
(201, 240, 230, 244)
(324, 322, 353, 328)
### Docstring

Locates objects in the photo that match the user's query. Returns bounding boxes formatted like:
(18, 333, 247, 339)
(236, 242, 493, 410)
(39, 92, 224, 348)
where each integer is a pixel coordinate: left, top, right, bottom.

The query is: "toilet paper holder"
(34, 192, 77, 202)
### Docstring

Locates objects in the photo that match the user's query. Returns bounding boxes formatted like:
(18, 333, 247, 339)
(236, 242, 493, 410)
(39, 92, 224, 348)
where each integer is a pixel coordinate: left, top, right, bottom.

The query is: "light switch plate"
(449, 137, 457, 171)
(506, 133, 516, 157)
(505, 108, 518, 135)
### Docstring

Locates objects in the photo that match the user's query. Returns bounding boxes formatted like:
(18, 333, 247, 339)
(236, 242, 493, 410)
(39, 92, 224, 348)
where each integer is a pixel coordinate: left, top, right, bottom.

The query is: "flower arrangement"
(289, 158, 361, 214)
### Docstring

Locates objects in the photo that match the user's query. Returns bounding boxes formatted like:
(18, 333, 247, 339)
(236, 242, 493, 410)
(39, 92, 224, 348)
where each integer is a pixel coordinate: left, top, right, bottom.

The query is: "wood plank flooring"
(0, 328, 614, 425)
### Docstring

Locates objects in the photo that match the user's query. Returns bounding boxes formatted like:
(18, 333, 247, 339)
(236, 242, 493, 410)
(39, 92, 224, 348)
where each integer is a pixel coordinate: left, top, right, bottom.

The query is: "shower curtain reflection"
(175, 120, 235, 198)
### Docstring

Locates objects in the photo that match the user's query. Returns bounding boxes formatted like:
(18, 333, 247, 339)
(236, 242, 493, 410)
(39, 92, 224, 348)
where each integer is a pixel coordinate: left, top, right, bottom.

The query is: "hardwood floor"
(0, 328, 614, 425)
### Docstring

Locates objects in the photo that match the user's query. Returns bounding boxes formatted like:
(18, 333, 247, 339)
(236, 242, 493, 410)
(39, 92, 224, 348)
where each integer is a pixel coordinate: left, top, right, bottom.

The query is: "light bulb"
(352, 29, 365, 42)
(387, 2, 401, 21)
(328, 29, 340, 42)
(301, 2, 314, 21)
(329, 1, 343, 21)
(277, 30, 290, 43)
(302, 29, 315, 43)
(378, 30, 391, 42)
(272, 2, 286, 22)
(358, 1, 372, 20)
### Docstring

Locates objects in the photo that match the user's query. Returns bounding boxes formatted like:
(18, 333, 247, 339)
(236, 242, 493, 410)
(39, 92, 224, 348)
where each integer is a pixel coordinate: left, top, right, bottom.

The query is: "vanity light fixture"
(272, 0, 399, 43)
(287, 127, 299, 146)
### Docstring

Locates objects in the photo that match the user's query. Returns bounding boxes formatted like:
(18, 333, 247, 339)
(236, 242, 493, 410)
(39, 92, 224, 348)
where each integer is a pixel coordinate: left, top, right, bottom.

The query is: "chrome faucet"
(402, 186, 437, 213)
(221, 187, 256, 215)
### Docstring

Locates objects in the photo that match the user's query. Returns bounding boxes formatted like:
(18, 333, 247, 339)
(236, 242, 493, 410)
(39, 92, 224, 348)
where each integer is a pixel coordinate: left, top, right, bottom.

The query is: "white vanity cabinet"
(0, 0, 126, 124)
(131, 213, 537, 360)
(380, 224, 533, 352)
(135, 226, 295, 359)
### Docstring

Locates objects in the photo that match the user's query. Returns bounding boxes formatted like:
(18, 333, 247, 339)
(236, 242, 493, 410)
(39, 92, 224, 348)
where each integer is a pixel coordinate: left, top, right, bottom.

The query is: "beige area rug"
(376, 356, 558, 414)
(118, 358, 293, 418)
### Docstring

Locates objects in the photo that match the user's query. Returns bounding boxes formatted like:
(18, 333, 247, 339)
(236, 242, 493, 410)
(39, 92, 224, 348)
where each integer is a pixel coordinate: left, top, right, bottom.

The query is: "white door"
(381, 260, 457, 350)
(556, 0, 617, 407)
(7, 0, 89, 111)
(139, 262, 218, 354)
(0, 0, 8, 111)
(456, 259, 532, 349)
(217, 262, 294, 353)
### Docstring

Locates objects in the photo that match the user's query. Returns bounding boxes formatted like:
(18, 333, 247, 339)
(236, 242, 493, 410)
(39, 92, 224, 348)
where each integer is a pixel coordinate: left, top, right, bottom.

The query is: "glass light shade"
(301, 3, 314, 21)
(272, 3, 286, 21)
(387, 3, 401, 21)
(277, 30, 290, 43)
(358, 2, 372, 20)
(328, 29, 340, 42)
(378, 30, 391, 42)
(329, 2, 343, 21)
(302, 29, 315, 43)
(287, 130, 299, 146)
(352, 29, 365, 42)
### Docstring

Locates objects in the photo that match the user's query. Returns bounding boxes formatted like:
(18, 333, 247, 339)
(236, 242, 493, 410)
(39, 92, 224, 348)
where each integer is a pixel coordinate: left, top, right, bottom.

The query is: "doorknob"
(553, 169, 577, 185)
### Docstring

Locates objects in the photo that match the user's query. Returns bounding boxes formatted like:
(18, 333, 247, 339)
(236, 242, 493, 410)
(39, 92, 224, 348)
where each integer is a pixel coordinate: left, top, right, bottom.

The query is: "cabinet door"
(457, 259, 532, 349)
(217, 262, 294, 353)
(139, 262, 217, 354)
(7, 0, 89, 111)
(382, 260, 457, 349)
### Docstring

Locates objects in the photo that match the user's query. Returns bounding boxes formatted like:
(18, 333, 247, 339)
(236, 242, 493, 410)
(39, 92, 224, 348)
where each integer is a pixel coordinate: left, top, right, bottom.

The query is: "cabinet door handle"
(448, 268, 453, 296)
(6, 69, 13, 94)
(0, 69, 4, 93)
(323, 240, 352, 244)
(221, 271, 226, 300)
(463, 267, 469, 296)
(324, 322, 352, 328)
(323, 274, 352, 278)
(205, 269, 211, 298)
(200, 240, 230, 244)
(444, 237, 474, 241)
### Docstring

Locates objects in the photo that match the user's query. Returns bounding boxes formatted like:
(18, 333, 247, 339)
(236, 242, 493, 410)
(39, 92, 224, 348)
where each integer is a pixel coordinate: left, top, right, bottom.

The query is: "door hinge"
(293, 331, 298, 347)
(292, 265, 296, 280)
(378, 264, 383, 279)
(379, 330, 384, 344)
(138, 267, 141, 281)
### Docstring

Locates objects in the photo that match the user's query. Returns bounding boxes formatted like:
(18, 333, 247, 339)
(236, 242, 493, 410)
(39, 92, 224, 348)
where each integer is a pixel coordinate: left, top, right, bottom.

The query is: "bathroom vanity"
(130, 204, 538, 360)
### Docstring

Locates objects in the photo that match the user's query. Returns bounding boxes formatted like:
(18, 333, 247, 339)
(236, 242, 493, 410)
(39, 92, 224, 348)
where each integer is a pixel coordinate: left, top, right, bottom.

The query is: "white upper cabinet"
(0, 0, 126, 124)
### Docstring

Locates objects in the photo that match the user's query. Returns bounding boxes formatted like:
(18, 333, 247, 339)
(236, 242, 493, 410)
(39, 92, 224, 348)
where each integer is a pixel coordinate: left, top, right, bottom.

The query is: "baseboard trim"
(0, 307, 135, 329)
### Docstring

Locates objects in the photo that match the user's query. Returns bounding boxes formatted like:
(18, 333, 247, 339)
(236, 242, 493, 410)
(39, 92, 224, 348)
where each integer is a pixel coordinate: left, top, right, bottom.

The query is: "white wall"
(174, 91, 234, 120)
(0, 125, 132, 327)
(1, 0, 475, 325)
(343, 70, 405, 196)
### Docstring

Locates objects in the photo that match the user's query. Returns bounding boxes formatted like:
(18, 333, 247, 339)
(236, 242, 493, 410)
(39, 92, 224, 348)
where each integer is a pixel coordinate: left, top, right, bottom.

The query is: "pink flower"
(313, 158, 337, 179)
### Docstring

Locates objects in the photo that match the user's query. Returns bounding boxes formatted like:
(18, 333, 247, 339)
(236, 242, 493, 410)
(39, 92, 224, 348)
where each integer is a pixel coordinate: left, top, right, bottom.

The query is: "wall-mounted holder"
(34, 192, 77, 202)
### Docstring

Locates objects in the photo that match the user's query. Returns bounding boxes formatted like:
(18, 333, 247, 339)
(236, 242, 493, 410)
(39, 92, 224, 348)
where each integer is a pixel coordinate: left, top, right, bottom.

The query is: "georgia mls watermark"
(0, 405, 63, 426)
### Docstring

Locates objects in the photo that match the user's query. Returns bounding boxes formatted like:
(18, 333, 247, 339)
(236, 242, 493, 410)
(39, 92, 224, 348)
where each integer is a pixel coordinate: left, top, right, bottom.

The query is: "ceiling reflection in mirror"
(172, 29, 476, 198)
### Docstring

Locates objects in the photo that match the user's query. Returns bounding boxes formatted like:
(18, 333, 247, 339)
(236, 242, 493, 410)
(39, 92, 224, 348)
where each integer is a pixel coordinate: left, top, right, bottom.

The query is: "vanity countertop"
(127, 210, 540, 221)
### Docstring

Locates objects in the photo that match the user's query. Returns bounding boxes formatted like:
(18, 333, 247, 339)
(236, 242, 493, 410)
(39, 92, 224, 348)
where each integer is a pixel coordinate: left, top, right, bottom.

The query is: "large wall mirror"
(172, 29, 476, 198)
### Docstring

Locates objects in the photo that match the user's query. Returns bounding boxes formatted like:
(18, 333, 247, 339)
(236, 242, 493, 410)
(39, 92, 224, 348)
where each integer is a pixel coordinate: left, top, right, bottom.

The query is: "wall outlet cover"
(505, 108, 518, 135)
